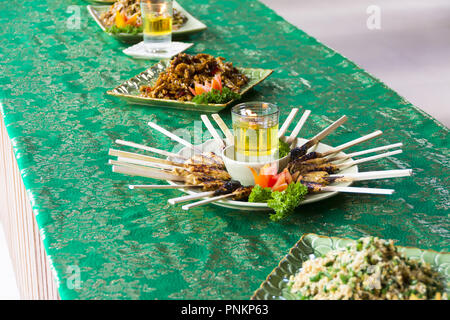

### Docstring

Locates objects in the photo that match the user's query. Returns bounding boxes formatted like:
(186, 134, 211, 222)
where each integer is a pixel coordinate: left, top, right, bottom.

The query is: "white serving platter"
(166, 138, 358, 211)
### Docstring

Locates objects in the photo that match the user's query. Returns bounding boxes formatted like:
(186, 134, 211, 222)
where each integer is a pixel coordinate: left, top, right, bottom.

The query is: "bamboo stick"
(320, 186, 395, 195)
(301, 115, 348, 150)
(278, 108, 299, 138)
(211, 114, 234, 146)
(168, 191, 215, 205)
(338, 149, 403, 170)
(111, 162, 183, 181)
(181, 193, 233, 210)
(201, 115, 225, 149)
(321, 130, 383, 157)
(286, 109, 312, 144)
(180, 184, 395, 210)
(329, 169, 412, 182)
(115, 157, 178, 170)
(129, 184, 198, 190)
(115, 139, 188, 160)
(148, 121, 202, 153)
(109, 148, 182, 166)
(328, 143, 403, 162)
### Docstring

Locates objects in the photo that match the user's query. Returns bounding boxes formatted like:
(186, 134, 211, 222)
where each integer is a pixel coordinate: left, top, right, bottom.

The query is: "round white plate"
(166, 139, 358, 211)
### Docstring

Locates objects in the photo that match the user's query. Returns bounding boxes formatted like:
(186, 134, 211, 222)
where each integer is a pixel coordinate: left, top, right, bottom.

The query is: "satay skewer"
(296, 169, 412, 185)
(155, 169, 412, 205)
(320, 130, 383, 157)
(339, 149, 403, 170)
(148, 121, 202, 153)
(168, 180, 243, 204)
(201, 115, 225, 149)
(109, 149, 183, 166)
(328, 143, 403, 162)
(293, 115, 348, 156)
(168, 191, 216, 205)
(320, 186, 394, 194)
(112, 164, 183, 181)
(129, 184, 199, 190)
(211, 114, 234, 146)
(115, 139, 188, 160)
(288, 149, 403, 175)
(290, 140, 399, 166)
(278, 108, 299, 138)
(111, 157, 179, 171)
(134, 169, 412, 193)
(182, 194, 235, 210)
(285, 109, 312, 144)
(328, 169, 412, 181)
(181, 185, 395, 210)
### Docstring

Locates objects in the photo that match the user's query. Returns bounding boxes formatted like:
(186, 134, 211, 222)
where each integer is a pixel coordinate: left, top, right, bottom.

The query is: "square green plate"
(107, 59, 273, 112)
(87, 1, 207, 43)
(251, 233, 450, 300)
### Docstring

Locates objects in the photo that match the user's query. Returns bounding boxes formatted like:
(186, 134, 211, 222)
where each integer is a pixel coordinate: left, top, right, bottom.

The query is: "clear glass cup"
(232, 102, 280, 163)
(140, 0, 173, 52)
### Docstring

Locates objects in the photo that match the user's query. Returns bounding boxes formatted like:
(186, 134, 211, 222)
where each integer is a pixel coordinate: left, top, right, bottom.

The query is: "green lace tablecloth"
(0, 0, 448, 299)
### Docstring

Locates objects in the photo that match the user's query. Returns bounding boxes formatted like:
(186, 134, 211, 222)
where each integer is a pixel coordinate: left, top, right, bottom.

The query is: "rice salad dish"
(288, 237, 447, 300)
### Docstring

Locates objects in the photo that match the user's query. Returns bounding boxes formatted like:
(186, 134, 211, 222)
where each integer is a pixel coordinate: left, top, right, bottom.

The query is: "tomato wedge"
(267, 174, 279, 188)
(272, 183, 288, 192)
(193, 83, 207, 95)
(282, 168, 293, 185)
(271, 172, 286, 190)
(211, 74, 223, 91)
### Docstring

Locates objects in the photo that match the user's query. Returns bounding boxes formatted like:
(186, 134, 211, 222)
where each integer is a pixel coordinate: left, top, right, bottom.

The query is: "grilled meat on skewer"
(288, 161, 339, 175)
(289, 145, 311, 161)
(230, 186, 253, 201)
(184, 152, 225, 169)
(172, 164, 231, 181)
(213, 180, 243, 196)
(171, 169, 229, 191)
(296, 171, 331, 185)
(290, 150, 321, 162)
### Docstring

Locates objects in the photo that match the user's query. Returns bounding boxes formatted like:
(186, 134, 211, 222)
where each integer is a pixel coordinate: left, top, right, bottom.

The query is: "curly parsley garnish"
(192, 87, 241, 104)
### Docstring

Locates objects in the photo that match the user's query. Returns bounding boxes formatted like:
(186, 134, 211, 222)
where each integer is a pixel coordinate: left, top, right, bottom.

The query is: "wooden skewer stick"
(168, 191, 215, 205)
(114, 157, 178, 171)
(109, 159, 177, 175)
(211, 114, 234, 146)
(148, 121, 202, 153)
(328, 143, 403, 162)
(109, 148, 183, 166)
(301, 115, 348, 150)
(181, 193, 234, 210)
(286, 110, 312, 144)
(339, 149, 403, 170)
(180, 185, 395, 210)
(129, 184, 199, 190)
(278, 108, 299, 139)
(112, 164, 183, 181)
(115, 139, 188, 160)
(320, 186, 395, 195)
(321, 130, 383, 157)
(329, 169, 412, 182)
(201, 115, 225, 149)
